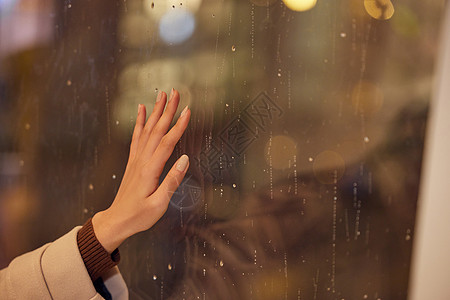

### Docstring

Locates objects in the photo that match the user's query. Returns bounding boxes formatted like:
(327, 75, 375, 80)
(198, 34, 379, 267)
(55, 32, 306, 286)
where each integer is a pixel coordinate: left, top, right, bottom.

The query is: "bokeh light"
(364, 0, 395, 20)
(159, 9, 196, 45)
(282, 0, 317, 12)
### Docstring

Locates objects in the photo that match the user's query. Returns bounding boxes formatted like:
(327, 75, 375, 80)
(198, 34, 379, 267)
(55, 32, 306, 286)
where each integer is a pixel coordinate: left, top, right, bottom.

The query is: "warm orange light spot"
(364, 0, 394, 20)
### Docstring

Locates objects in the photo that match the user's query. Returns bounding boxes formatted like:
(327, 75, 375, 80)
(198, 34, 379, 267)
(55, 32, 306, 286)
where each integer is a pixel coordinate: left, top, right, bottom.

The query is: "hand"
(92, 89, 191, 253)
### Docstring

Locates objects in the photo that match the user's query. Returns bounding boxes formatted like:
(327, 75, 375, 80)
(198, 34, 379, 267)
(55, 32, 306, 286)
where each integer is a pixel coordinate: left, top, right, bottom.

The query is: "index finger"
(142, 105, 191, 189)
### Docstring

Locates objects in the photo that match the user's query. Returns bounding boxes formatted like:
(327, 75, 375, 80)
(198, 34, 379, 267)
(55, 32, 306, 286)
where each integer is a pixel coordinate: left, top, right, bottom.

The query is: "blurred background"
(0, 0, 447, 299)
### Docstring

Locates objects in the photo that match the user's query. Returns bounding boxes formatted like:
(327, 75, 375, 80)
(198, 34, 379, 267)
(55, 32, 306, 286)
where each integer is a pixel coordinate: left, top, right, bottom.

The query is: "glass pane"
(0, 0, 446, 299)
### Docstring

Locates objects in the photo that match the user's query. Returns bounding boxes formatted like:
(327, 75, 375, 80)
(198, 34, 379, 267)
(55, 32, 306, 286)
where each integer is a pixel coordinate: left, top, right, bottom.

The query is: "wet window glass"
(0, 0, 446, 299)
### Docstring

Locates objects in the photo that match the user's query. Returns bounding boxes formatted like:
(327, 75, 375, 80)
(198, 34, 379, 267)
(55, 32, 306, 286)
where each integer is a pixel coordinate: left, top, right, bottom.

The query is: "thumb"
(153, 154, 190, 207)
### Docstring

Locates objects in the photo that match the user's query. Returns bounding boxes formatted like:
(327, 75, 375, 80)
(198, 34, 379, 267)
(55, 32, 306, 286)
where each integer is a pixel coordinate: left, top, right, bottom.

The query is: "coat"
(0, 226, 128, 299)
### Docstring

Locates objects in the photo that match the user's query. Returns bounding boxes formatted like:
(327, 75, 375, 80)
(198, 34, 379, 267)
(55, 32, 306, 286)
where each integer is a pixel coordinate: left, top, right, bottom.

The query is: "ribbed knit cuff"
(77, 218, 120, 281)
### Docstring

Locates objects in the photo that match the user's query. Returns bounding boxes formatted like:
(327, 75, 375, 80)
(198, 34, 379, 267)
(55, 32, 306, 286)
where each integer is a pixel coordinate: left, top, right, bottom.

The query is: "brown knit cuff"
(77, 218, 120, 281)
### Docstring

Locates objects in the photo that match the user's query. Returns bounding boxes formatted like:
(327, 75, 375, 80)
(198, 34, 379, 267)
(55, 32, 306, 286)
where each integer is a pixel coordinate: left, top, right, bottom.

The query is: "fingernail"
(176, 154, 189, 172)
(138, 104, 142, 114)
(169, 88, 175, 101)
(180, 105, 189, 118)
(156, 91, 163, 102)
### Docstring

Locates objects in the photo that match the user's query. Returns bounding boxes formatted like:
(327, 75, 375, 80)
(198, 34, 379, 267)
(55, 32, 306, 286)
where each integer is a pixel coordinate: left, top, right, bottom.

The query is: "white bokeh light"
(159, 9, 195, 45)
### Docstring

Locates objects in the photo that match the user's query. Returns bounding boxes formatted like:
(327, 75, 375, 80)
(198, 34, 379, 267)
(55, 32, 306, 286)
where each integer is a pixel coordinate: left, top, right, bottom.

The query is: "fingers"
(143, 105, 191, 187)
(135, 91, 168, 156)
(129, 104, 147, 161)
(151, 154, 190, 208)
(141, 89, 181, 158)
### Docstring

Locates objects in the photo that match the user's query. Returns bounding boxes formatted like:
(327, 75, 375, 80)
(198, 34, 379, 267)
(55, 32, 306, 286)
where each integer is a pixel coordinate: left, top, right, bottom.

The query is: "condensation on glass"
(0, 0, 446, 299)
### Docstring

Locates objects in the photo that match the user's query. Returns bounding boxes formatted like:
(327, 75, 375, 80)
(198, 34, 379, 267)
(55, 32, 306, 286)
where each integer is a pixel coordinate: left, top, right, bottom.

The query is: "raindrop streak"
(228, 12, 232, 36)
(284, 252, 288, 300)
(105, 87, 111, 144)
(267, 133, 274, 200)
(344, 209, 350, 241)
(250, 4, 255, 59)
(214, 25, 220, 62)
(365, 221, 371, 245)
(331, 171, 338, 293)
(293, 154, 298, 195)
(276, 34, 282, 64)
(313, 269, 319, 300)
(354, 182, 362, 240)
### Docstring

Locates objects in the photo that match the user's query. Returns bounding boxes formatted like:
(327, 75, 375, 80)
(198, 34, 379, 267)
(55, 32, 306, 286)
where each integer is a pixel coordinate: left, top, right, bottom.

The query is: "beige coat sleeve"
(0, 226, 128, 300)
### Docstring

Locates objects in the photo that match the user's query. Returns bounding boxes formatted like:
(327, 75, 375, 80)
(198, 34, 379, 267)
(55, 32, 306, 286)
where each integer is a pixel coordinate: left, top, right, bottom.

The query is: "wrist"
(92, 210, 127, 253)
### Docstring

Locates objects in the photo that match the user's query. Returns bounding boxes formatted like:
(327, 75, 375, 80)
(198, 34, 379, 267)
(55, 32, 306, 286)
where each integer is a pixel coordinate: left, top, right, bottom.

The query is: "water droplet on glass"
(340, 32, 347, 38)
(25, 123, 31, 130)
(153, 275, 157, 280)
(115, 120, 120, 125)
(405, 235, 411, 241)
(168, 264, 172, 270)
(83, 208, 88, 213)
(112, 174, 117, 179)
(88, 184, 94, 190)
(364, 137, 370, 143)
(219, 260, 224, 267)
(308, 157, 313, 162)
(19, 160, 24, 167)
(232, 183, 237, 188)
(231, 45, 236, 52)
(66, 80, 72, 86)
(212, 14, 215, 18)
(151, 2, 154, 8)
(363, 295, 368, 299)
(68, 4, 72, 8)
